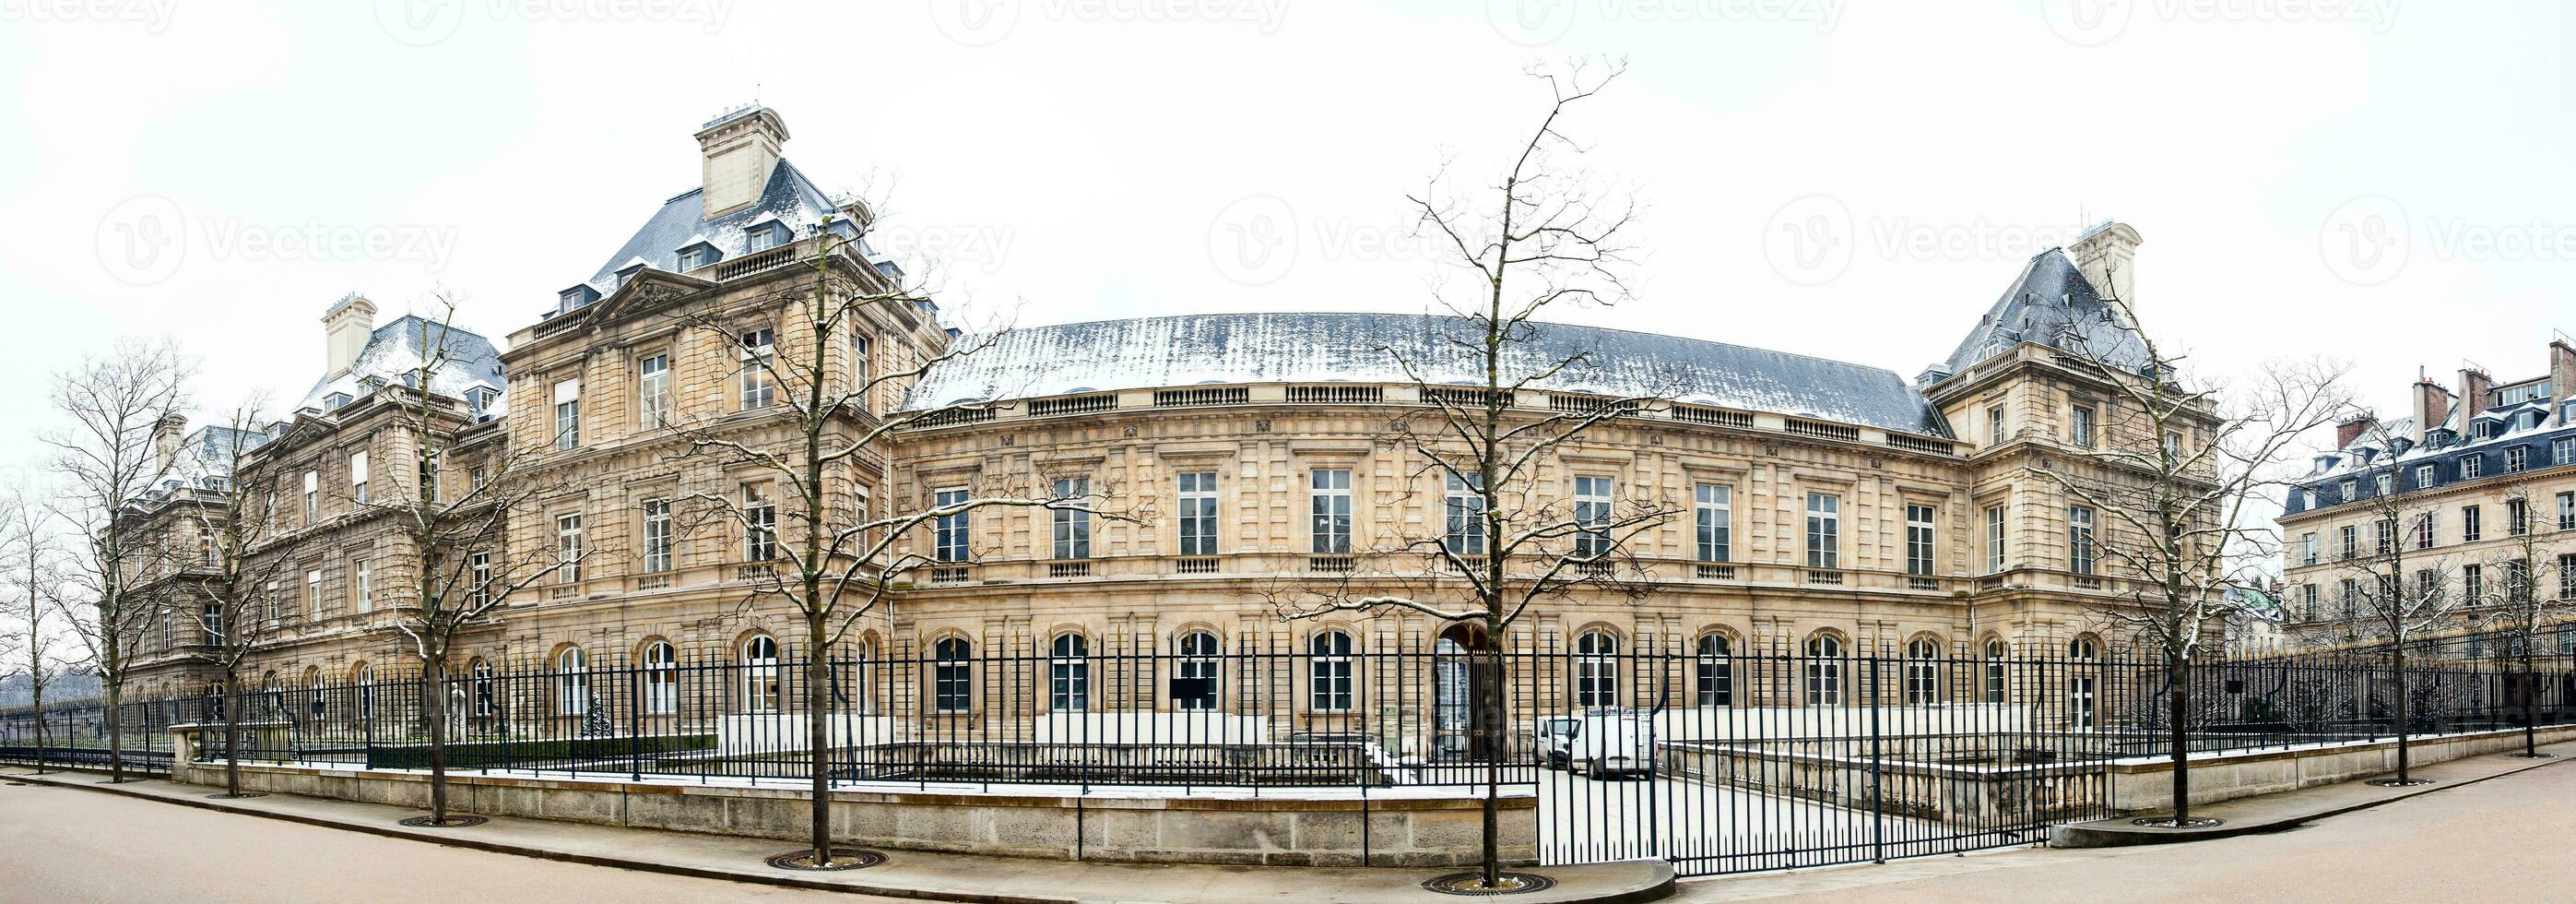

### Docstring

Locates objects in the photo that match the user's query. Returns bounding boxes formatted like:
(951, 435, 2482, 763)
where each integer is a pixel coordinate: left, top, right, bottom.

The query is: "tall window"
(1905, 504, 1936, 576)
(2463, 456, 2483, 479)
(1983, 638, 2008, 704)
(2556, 436, 2575, 466)
(2067, 506, 2096, 575)
(2375, 472, 2393, 497)
(2559, 492, 2575, 531)
(2465, 565, 2486, 603)
(643, 642, 676, 714)
(2069, 404, 2096, 447)
(1904, 637, 1940, 705)
(2414, 464, 2436, 488)
(305, 569, 321, 620)
(1988, 406, 2006, 445)
(1574, 630, 1619, 707)
(2509, 498, 2531, 536)
(1694, 483, 1731, 563)
(2464, 506, 2483, 542)
(553, 379, 581, 450)
(1176, 471, 1219, 555)
(1309, 469, 1352, 553)
(1573, 476, 1613, 559)
(1986, 505, 2007, 573)
(2065, 637, 2098, 730)
(556, 648, 589, 716)
(2374, 518, 2393, 555)
(637, 353, 670, 427)
(932, 638, 972, 713)
(1049, 633, 1090, 711)
(349, 451, 369, 505)
(1805, 635, 1843, 706)
(1444, 472, 1487, 555)
(2302, 532, 2320, 566)
(1805, 493, 1840, 569)
(849, 330, 874, 413)
(2414, 514, 2435, 550)
(2506, 446, 2529, 473)
(742, 482, 776, 561)
(1176, 631, 1221, 710)
(467, 551, 490, 606)
(739, 327, 775, 410)
(2339, 525, 2358, 559)
(201, 601, 222, 643)
(472, 660, 496, 718)
(1695, 633, 1731, 707)
(741, 636, 781, 712)
(933, 488, 970, 562)
(1052, 477, 1091, 560)
(418, 446, 439, 503)
(555, 514, 583, 583)
(1309, 631, 1354, 712)
(302, 470, 319, 522)
(350, 558, 370, 613)
(642, 499, 672, 573)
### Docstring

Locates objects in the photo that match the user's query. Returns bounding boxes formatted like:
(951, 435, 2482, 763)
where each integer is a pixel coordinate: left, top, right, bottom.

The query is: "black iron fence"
(6, 622, 2573, 876)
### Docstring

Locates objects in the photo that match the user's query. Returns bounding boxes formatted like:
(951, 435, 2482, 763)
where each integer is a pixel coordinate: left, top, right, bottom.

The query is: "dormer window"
(676, 239, 721, 272)
(744, 220, 787, 253)
(325, 392, 351, 410)
(559, 285, 600, 314)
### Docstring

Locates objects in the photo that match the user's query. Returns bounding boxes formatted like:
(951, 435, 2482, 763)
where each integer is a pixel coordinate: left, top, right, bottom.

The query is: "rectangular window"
(2561, 554, 2576, 601)
(2463, 456, 2483, 479)
(555, 514, 583, 583)
(739, 328, 775, 410)
(418, 446, 439, 503)
(2301, 584, 2320, 620)
(2068, 506, 2096, 576)
(2555, 437, 2575, 466)
(743, 483, 776, 561)
(1905, 504, 1936, 577)
(2414, 464, 2436, 488)
(266, 580, 280, 626)
(2339, 479, 2357, 502)
(1573, 476, 1613, 558)
(934, 488, 970, 562)
(553, 379, 581, 450)
(2464, 506, 2483, 542)
(306, 569, 321, 620)
(349, 451, 369, 505)
(2415, 514, 2435, 550)
(2506, 446, 2529, 473)
(2302, 532, 2319, 566)
(1694, 483, 1731, 563)
(637, 353, 670, 428)
(1052, 477, 1091, 560)
(1989, 407, 2006, 445)
(642, 499, 672, 573)
(2510, 498, 2530, 536)
(1309, 634, 1354, 712)
(302, 470, 319, 522)
(351, 558, 371, 613)
(467, 551, 491, 607)
(2465, 564, 2485, 601)
(1177, 471, 1219, 556)
(746, 224, 782, 253)
(2559, 492, 2574, 531)
(2375, 518, 2394, 555)
(1986, 505, 2007, 573)
(1804, 493, 1840, 570)
(1444, 472, 1487, 555)
(1309, 469, 1352, 554)
(2069, 405, 2095, 447)
(2374, 472, 2393, 497)
(2337, 525, 2357, 559)
(850, 330, 874, 411)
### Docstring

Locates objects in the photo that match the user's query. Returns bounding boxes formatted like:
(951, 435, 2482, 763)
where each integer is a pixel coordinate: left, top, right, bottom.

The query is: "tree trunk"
(2522, 646, 2539, 757)
(1480, 624, 1504, 889)
(28, 685, 45, 776)
(105, 680, 125, 782)
(2167, 652, 2191, 823)
(222, 672, 242, 797)
(425, 659, 451, 823)
(2391, 644, 2411, 782)
(808, 611, 832, 864)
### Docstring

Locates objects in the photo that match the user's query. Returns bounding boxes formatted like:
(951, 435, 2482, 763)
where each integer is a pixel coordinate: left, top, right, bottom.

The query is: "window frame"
(1309, 469, 1353, 554)
(1804, 493, 1840, 570)
(1176, 470, 1220, 556)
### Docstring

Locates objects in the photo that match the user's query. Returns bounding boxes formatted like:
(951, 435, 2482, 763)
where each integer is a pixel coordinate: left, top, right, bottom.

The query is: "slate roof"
(901, 313, 1952, 436)
(296, 315, 504, 413)
(571, 157, 869, 298)
(1938, 248, 2149, 376)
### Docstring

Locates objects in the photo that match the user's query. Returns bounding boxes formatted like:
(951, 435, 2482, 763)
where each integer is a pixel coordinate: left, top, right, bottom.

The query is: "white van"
(1559, 709, 1656, 779)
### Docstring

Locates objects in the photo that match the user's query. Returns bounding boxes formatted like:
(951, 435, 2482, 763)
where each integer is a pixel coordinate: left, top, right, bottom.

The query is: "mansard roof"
(1938, 248, 2149, 376)
(296, 315, 503, 413)
(902, 313, 1952, 436)
(573, 157, 862, 297)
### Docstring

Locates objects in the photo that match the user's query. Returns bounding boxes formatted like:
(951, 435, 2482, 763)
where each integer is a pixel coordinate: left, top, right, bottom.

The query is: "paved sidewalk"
(2050, 737, 2575, 847)
(1, 767, 1672, 904)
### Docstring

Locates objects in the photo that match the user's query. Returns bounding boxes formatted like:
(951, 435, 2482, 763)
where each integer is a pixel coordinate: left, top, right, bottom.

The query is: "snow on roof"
(901, 313, 1952, 436)
(573, 157, 839, 300)
(296, 315, 504, 412)
(1939, 248, 2148, 376)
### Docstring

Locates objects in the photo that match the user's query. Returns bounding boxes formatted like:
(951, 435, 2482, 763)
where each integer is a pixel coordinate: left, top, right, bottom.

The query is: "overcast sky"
(2, 0, 2570, 488)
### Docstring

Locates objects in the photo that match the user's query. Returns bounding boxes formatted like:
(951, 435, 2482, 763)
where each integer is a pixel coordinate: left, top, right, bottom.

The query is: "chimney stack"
(694, 106, 789, 220)
(2552, 333, 2575, 426)
(2411, 372, 2451, 443)
(2335, 413, 2377, 449)
(2458, 363, 2494, 422)
(324, 293, 378, 379)
(153, 414, 186, 477)
(2067, 221, 2144, 311)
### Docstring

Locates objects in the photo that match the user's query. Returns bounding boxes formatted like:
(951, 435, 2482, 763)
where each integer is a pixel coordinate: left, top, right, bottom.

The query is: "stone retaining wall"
(2106, 724, 2576, 813)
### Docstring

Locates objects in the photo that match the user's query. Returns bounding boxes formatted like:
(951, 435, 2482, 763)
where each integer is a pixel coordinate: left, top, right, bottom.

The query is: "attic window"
(325, 392, 351, 410)
(678, 244, 718, 271)
(559, 287, 597, 314)
(745, 222, 786, 253)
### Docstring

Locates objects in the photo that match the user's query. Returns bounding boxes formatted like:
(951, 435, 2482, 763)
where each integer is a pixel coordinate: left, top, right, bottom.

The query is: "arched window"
(931, 637, 972, 713)
(741, 636, 781, 713)
(1982, 638, 2008, 704)
(1575, 630, 1620, 708)
(1805, 635, 1844, 707)
(2066, 636, 2098, 729)
(470, 660, 496, 718)
(1309, 631, 1354, 712)
(642, 642, 677, 715)
(1176, 631, 1221, 710)
(1050, 632, 1090, 711)
(352, 662, 377, 722)
(556, 648, 589, 717)
(1904, 637, 1940, 705)
(1696, 633, 1733, 708)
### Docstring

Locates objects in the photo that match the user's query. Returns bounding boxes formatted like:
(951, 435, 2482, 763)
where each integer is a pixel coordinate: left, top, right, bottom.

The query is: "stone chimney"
(694, 106, 789, 220)
(2411, 373, 2451, 442)
(2067, 221, 2144, 310)
(2335, 413, 2377, 449)
(153, 414, 186, 476)
(2458, 363, 2494, 422)
(2552, 334, 2575, 425)
(324, 293, 378, 379)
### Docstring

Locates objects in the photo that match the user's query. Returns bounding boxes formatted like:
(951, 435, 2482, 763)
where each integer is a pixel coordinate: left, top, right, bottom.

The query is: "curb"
(2050, 751, 2570, 849)
(4, 767, 1675, 904)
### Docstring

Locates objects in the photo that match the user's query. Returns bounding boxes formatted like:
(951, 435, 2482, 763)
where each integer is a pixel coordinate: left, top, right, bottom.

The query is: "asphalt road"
(0, 779, 904, 904)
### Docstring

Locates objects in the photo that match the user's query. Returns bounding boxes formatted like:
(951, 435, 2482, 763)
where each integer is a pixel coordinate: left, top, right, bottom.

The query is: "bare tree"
(1260, 63, 1669, 891)
(175, 405, 302, 799)
(2476, 480, 2571, 758)
(358, 296, 600, 827)
(659, 208, 1131, 870)
(2, 494, 76, 774)
(42, 337, 193, 781)
(2030, 291, 2350, 826)
(2330, 419, 2473, 785)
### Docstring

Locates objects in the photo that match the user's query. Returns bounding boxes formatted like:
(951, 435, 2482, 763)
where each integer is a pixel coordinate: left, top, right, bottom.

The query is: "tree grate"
(1422, 872, 1557, 896)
